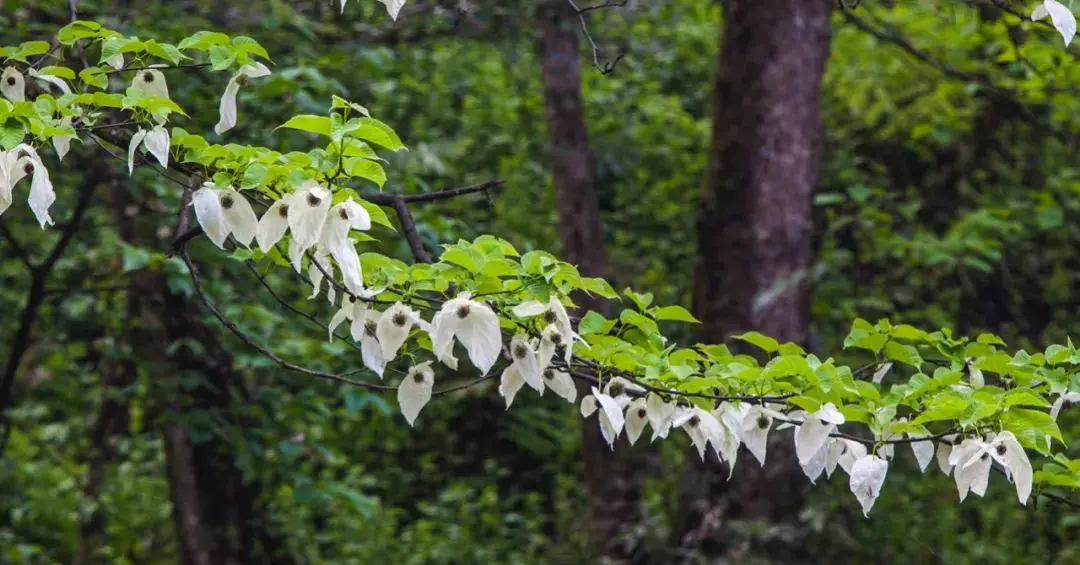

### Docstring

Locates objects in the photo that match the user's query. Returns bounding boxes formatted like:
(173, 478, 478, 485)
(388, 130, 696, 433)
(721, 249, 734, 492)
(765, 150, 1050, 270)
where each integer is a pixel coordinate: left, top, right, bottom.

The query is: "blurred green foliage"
(3, 0, 1080, 563)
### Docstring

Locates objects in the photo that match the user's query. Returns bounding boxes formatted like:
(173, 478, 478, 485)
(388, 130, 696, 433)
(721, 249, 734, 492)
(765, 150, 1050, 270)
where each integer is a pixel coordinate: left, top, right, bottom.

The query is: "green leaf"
(241, 164, 268, 189)
(177, 30, 231, 51)
(883, 341, 922, 368)
(579, 311, 608, 336)
(208, 44, 237, 71)
(620, 309, 659, 336)
(440, 247, 479, 272)
(1003, 390, 1050, 409)
(650, 305, 701, 324)
(581, 277, 617, 299)
(231, 36, 270, 60)
(78, 67, 108, 89)
(734, 331, 779, 354)
(277, 115, 331, 136)
(346, 158, 386, 188)
(0, 119, 25, 150)
(355, 198, 394, 230)
(1002, 408, 1062, 448)
(350, 118, 405, 151)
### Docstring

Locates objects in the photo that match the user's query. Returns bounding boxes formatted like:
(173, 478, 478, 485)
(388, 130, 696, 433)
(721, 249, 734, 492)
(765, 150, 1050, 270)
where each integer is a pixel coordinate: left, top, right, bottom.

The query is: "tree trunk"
(538, 5, 652, 561)
(679, 0, 832, 560)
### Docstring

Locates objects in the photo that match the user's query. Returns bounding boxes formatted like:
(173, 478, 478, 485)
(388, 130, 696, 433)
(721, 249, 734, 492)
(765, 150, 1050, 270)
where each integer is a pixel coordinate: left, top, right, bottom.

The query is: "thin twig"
(390, 196, 433, 264)
(567, 0, 626, 75)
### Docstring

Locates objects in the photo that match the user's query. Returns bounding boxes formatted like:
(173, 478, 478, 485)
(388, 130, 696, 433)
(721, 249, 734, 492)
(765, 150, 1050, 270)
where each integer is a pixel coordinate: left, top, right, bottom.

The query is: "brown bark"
(680, 0, 832, 560)
(538, 4, 653, 561)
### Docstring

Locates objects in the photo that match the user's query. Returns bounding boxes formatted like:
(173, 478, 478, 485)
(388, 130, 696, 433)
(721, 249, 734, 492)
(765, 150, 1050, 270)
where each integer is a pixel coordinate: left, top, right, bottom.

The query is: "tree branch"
(391, 196, 433, 264)
(0, 219, 33, 269)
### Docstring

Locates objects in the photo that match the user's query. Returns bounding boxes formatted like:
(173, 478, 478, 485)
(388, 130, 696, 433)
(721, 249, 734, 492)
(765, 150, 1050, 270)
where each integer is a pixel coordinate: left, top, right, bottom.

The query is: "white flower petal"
(219, 189, 257, 247)
(999, 431, 1032, 504)
(1, 67, 25, 102)
(287, 237, 304, 273)
(909, 435, 934, 473)
(28, 69, 71, 95)
(646, 393, 675, 440)
(543, 368, 577, 403)
(591, 388, 626, 445)
(741, 406, 772, 466)
(308, 248, 332, 299)
(1042, 0, 1077, 45)
(499, 364, 526, 409)
(816, 403, 846, 425)
(131, 69, 169, 100)
(794, 416, 834, 466)
(256, 200, 290, 252)
(936, 441, 954, 476)
(23, 152, 54, 228)
(802, 440, 829, 483)
(512, 300, 546, 317)
(871, 362, 893, 384)
(510, 336, 542, 392)
(106, 54, 125, 70)
(580, 394, 598, 418)
(286, 183, 331, 252)
(849, 455, 889, 516)
(361, 332, 387, 378)
(214, 75, 242, 135)
(127, 129, 148, 175)
(397, 361, 434, 426)
(455, 301, 501, 375)
(333, 239, 364, 296)
(376, 302, 417, 360)
(837, 439, 867, 475)
(378, 0, 406, 20)
(191, 184, 229, 249)
(625, 398, 648, 445)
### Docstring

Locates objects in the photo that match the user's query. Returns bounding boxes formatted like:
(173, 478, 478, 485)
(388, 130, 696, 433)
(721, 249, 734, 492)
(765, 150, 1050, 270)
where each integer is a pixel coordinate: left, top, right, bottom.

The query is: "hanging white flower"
(0, 146, 55, 228)
(126, 126, 170, 173)
(909, 434, 935, 473)
(793, 403, 845, 466)
(307, 247, 336, 304)
(328, 291, 379, 342)
(397, 361, 434, 426)
(949, 437, 992, 501)
(826, 437, 867, 478)
(1048, 392, 1080, 449)
(190, 183, 258, 249)
(286, 181, 331, 254)
(1033, 0, 1077, 46)
(376, 302, 427, 361)
(430, 292, 501, 375)
(350, 308, 387, 378)
(499, 336, 543, 408)
(131, 68, 170, 99)
(214, 62, 271, 135)
(624, 397, 649, 445)
(256, 199, 290, 253)
(935, 434, 958, 476)
(602, 376, 645, 403)
(712, 402, 746, 474)
(741, 403, 785, 467)
(580, 387, 626, 448)
(320, 198, 370, 295)
(849, 454, 889, 517)
(537, 324, 564, 370)
(378, 0, 407, 20)
(28, 68, 71, 95)
(512, 296, 580, 363)
(672, 406, 724, 461)
(646, 393, 677, 441)
(1, 66, 25, 101)
(871, 361, 893, 384)
(541, 368, 577, 403)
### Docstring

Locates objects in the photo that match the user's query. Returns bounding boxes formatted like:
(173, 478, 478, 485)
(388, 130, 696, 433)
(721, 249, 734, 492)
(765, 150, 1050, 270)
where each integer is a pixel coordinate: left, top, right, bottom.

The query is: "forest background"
(2, 0, 1079, 563)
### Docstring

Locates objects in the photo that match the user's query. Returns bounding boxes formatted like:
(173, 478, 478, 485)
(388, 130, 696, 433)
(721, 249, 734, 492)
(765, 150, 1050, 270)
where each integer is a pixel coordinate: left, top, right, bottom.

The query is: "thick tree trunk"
(538, 5, 652, 561)
(679, 0, 832, 560)
(106, 182, 262, 565)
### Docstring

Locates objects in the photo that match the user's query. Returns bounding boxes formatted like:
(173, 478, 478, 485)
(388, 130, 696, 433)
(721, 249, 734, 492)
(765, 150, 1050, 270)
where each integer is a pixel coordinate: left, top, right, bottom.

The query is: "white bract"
(740, 403, 785, 466)
(0, 145, 54, 228)
(1033, 0, 1077, 46)
(624, 397, 649, 445)
(581, 387, 627, 448)
(1, 66, 25, 101)
(28, 68, 71, 95)
(190, 183, 258, 249)
(286, 181, 332, 255)
(397, 361, 434, 426)
(430, 292, 501, 375)
(499, 336, 543, 408)
(512, 296, 580, 363)
(352, 308, 388, 378)
(127, 126, 171, 173)
(793, 403, 845, 467)
(307, 248, 336, 303)
(541, 368, 576, 403)
(319, 199, 370, 295)
(849, 454, 889, 517)
(376, 302, 427, 361)
(256, 199, 290, 252)
(949, 432, 1032, 505)
(215, 63, 271, 135)
(672, 406, 724, 461)
(646, 393, 676, 440)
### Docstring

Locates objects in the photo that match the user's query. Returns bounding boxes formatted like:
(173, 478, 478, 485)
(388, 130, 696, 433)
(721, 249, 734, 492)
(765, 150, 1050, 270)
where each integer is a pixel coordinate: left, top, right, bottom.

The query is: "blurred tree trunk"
(538, 4, 652, 561)
(105, 182, 265, 565)
(678, 0, 832, 561)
